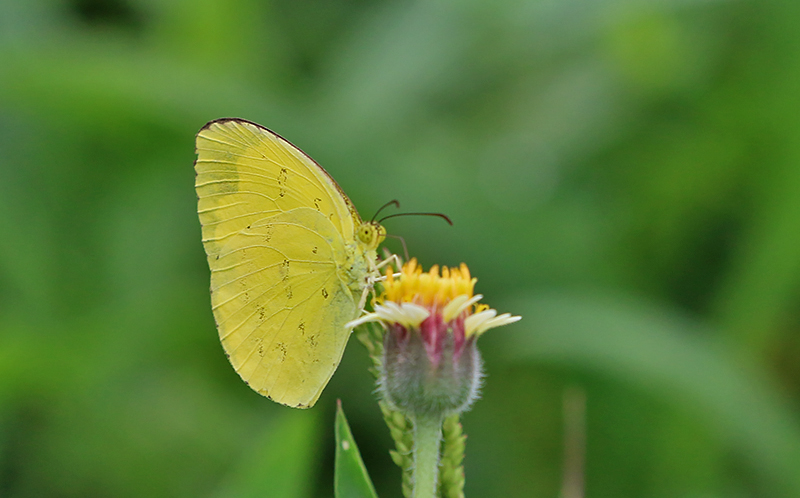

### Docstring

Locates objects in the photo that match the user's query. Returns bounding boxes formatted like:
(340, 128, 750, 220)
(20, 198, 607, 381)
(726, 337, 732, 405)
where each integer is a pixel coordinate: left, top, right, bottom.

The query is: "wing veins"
(201, 210, 281, 227)
(198, 201, 247, 214)
(197, 133, 252, 151)
(212, 266, 335, 310)
(196, 148, 286, 169)
(212, 255, 335, 293)
(244, 272, 348, 392)
(198, 188, 278, 203)
(221, 269, 335, 345)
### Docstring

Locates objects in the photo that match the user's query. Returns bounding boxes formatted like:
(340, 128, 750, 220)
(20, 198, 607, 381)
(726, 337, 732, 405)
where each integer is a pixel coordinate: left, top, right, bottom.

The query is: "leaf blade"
(334, 401, 379, 498)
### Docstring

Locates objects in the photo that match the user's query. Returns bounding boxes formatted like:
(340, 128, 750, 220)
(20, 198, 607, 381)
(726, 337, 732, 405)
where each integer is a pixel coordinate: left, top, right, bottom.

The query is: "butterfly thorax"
(341, 221, 386, 295)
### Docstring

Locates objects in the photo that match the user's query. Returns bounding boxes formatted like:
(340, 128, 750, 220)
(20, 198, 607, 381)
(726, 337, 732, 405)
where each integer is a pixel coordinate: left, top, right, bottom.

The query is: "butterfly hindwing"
(209, 208, 359, 407)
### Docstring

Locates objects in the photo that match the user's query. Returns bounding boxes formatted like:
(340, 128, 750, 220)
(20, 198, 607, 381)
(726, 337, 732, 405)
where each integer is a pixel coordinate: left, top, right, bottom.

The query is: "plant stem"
(412, 414, 443, 498)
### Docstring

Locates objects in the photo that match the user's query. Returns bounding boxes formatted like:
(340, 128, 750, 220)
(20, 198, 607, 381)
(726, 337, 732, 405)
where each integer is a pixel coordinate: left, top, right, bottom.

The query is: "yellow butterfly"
(195, 118, 386, 408)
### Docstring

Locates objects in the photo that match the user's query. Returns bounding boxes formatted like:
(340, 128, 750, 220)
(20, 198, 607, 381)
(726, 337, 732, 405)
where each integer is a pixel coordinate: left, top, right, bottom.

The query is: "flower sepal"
(382, 320, 482, 421)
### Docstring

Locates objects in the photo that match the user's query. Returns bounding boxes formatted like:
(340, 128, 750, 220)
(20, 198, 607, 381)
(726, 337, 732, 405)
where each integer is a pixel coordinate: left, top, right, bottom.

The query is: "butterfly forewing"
(195, 119, 356, 257)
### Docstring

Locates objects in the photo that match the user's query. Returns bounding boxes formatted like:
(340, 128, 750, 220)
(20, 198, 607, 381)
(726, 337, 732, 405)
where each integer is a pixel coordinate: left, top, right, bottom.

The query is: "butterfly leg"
(353, 253, 403, 314)
(369, 253, 402, 285)
(356, 253, 401, 311)
(375, 253, 401, 272)
(356, 285, 371, 313)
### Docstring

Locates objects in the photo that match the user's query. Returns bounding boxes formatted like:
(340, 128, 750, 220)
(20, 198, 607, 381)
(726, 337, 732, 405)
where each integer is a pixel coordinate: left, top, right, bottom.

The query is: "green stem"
(412, 414, 443, 498)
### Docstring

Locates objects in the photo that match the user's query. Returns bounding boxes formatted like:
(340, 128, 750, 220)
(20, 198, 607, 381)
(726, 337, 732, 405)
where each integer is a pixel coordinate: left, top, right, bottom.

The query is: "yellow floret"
(381, 258, 477, 307)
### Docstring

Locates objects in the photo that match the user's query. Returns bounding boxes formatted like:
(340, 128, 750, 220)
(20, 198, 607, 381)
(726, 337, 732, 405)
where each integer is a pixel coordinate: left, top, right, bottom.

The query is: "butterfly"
(195, 118, 387, 408)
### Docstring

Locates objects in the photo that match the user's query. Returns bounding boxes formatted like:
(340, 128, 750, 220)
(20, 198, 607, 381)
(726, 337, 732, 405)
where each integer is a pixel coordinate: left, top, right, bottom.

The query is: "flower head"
(348, 259, 521, 419)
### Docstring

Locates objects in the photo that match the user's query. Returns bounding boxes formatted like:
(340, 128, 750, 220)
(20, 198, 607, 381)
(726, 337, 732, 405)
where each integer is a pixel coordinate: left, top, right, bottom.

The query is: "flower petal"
(442, 294, 484, 322)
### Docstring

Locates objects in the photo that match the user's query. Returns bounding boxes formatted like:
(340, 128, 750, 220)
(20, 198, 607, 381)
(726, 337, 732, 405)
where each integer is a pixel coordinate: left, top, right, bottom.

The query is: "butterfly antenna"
(386, 234, 410, 262)
(378, 212, 453, 226)
(371, 199, 400, 222)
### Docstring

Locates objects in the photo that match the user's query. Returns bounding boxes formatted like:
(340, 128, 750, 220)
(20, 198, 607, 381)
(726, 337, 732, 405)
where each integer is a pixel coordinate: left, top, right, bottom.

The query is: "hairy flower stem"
(412, 414, 443, 498)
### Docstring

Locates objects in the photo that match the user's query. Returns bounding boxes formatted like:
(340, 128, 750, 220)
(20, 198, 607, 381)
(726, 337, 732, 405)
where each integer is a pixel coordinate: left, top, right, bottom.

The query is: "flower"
(347, 259, 521, 419)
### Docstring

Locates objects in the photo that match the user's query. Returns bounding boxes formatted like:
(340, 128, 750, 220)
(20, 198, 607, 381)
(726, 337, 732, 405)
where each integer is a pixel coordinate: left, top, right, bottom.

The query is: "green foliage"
(502, 292, 800, 496)
(216, 411, 320, 498)
(2, 0, 800, 497)
(335, 402, 379, 498)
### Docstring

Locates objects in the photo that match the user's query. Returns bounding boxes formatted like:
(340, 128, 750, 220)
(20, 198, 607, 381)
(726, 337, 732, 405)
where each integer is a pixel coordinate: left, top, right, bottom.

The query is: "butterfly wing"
(195, 119, 365, 408)
(207, 209, 357, 407)
(195, 119, 358, 252)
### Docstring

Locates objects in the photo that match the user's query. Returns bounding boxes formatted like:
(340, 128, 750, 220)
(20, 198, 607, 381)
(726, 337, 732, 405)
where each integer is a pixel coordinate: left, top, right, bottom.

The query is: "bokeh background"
(2, 0, 800, 496)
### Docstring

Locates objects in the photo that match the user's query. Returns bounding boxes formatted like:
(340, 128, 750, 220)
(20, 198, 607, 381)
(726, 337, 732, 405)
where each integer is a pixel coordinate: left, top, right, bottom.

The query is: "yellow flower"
(349, 258, 520, 340)
(347, 259, 520, 418)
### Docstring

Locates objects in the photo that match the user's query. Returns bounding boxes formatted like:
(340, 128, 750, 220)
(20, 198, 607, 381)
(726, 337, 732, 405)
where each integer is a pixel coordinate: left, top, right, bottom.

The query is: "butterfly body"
(195, 118, 384, 408)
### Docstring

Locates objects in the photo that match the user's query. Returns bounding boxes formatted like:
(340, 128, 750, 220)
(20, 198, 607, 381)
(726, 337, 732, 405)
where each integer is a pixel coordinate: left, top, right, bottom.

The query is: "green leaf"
(335, 401, 379, 498)
(215, 410, 320, 498)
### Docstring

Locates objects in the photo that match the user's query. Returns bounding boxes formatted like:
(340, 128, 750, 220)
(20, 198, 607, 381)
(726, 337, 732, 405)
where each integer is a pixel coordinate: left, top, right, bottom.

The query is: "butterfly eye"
(358, 224, 380, 246)
(360, 227, 372, 241)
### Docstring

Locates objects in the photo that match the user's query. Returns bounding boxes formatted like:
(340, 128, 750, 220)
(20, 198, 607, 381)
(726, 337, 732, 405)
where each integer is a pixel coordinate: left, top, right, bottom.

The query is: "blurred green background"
(2, 0, 800, 496)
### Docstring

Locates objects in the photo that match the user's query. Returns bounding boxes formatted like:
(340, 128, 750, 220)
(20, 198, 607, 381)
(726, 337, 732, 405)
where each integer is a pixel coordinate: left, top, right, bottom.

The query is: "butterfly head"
(357, 221, 386, 251)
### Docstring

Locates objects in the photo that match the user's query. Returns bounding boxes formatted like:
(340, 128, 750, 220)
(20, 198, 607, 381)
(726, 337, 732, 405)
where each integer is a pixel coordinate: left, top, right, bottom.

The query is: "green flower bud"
(381, 313, 483, 420)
